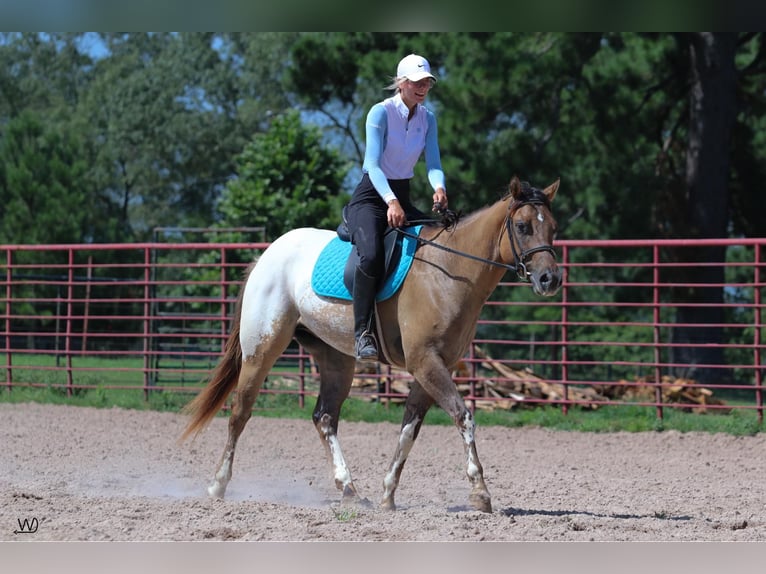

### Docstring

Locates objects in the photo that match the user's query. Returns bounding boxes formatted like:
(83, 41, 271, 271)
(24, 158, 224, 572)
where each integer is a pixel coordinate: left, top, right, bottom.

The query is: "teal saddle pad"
(311, 225, 423, 301)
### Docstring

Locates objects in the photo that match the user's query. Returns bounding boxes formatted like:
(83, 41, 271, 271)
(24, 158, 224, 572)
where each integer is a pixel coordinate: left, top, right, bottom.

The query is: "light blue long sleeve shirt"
(362, 93, 446, 204)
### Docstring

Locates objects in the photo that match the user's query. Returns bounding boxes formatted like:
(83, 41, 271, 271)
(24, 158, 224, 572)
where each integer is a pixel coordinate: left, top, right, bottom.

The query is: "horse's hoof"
(338, 483, 372, 509)
(341, 483, 359, 499)
(379, 498, 396, 511)
(207, 483, 226, 499)
(469, 492, 492, 513)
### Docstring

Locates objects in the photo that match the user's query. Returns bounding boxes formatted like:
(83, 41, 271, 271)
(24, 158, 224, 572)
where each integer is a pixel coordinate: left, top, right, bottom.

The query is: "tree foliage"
(0, 32, 301, 242)
(0, 111, 90, 244)
(3, 32, 765, 245)
(2, 32, 766, 383)
(217, 110, 349, 241)
(286, 32, 766, 384)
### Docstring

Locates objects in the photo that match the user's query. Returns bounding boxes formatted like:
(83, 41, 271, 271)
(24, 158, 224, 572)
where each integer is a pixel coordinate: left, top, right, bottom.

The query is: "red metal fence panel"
(1, 239, 763, 422)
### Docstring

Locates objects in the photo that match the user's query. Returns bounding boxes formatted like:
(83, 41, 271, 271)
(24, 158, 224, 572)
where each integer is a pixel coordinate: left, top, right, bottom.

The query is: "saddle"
(311, 207, 423, 302)
(311, 206, 457, 364)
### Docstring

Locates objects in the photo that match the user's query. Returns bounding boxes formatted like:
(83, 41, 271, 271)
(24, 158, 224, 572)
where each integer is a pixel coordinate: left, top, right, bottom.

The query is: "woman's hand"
(432, 188, 448, 212)
(387, 199, 406, 228)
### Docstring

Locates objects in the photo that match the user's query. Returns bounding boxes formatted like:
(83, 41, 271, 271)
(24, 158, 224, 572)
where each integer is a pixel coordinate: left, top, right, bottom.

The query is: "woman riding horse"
(344, 53, 449, 362)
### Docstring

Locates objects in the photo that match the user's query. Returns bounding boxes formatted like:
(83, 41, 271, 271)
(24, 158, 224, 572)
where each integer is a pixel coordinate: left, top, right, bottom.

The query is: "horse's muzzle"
(530, 265, 563, 296)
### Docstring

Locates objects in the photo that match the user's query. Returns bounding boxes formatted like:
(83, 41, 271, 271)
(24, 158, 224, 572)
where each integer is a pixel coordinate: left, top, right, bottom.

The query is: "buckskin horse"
(180, 176, 561, 513)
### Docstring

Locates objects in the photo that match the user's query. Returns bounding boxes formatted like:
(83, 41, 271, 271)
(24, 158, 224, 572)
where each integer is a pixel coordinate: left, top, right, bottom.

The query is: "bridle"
(505, 197, 557, 280)
(395, 194, 557, 281)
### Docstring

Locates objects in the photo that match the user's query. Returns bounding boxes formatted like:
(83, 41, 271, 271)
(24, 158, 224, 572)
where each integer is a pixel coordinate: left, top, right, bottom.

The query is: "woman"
(345, 53, 449, 362)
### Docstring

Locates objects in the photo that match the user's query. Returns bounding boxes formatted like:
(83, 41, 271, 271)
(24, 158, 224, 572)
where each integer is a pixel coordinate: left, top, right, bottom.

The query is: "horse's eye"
(516, 221, 530, 235)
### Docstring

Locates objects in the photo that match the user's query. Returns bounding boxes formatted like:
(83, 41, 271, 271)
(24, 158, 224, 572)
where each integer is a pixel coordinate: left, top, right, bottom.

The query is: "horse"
(180, 175, 562, 513)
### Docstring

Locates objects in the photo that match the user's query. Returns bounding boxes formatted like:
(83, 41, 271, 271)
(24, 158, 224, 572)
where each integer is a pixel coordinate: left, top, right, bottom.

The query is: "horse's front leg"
(456, 406, 492, 513)
(410, 360, 492, 513)
(381, 380, 434, 510)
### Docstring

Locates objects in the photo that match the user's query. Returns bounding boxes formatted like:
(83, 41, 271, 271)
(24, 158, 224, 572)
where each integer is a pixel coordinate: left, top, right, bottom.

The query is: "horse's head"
(502, 176, 562, 296)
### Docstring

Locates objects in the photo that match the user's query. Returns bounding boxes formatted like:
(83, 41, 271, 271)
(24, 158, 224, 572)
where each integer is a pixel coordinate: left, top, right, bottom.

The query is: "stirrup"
(355, 331, 378, 362)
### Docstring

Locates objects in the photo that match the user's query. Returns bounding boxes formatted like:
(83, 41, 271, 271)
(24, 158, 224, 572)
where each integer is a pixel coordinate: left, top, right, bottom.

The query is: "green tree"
(286, 32, 766, 384)
(1, 33, 302, 242)
(79, 33, 302, 240)
(0, 111, 90, 244)
(216, 110, 350, 241)
(79, 33, 231, 238)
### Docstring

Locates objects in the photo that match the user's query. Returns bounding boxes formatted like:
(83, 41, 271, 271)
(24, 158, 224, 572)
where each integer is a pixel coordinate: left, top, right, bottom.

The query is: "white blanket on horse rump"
(310, 225, 423, 301)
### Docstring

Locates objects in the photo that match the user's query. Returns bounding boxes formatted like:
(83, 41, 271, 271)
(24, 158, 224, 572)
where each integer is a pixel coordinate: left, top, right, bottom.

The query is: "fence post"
(755, 243, 763, 425)
(65, 248, 75, 397)
(81, 256, 92, 353)
(467, 344, 477, 414)
(653, 244, 664, 421)
(4, 248, 12, 391)
(560, 244, 569, 415)
(219, 246, 228, 352)
(143, 246, 152, 400)
(298, 344, 306, 409)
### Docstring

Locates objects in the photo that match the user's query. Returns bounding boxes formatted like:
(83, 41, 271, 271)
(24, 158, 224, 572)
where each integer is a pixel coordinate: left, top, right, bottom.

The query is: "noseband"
(505, 197, 557, 281)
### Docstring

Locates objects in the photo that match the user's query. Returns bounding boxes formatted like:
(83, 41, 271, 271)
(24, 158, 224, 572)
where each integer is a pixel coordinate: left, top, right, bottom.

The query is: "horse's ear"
(509, 176, 522, 199)
(543, 178, 560, 203)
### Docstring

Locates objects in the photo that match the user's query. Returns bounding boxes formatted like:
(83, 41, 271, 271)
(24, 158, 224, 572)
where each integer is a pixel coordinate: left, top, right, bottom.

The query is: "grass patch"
(1, 354, 762, 436)
(232, 392, 763, 436)
(1, 384, 762, 435)
(0, 384, 193, 413)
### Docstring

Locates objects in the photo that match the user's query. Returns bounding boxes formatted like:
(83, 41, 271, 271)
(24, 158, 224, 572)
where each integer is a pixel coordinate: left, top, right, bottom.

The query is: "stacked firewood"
(593, 376, 731, 414)
(351, 345, 729, 414)
(350, 346, 604, 410)
(457, 346, 607, 410)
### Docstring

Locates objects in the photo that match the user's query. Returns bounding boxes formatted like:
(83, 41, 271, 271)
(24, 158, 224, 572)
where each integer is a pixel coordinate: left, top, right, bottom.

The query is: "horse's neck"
(435, 198, 510, 295)
(456, 198, 508, 263)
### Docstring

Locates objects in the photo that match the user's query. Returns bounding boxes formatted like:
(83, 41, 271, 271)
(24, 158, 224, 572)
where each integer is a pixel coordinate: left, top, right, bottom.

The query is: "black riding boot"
(352, 266, 379, 362)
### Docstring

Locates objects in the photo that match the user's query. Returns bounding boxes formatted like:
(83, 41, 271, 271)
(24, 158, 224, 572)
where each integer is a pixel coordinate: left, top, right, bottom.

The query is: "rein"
(396, 197, 557, 280)
(395, 227, 520, 274)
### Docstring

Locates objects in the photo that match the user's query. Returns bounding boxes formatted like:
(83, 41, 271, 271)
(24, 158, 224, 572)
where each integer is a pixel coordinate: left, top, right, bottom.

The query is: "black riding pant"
(345, 173, 427, 280)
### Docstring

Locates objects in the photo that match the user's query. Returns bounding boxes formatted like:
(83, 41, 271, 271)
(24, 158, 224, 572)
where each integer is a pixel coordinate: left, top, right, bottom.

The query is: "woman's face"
(400, 77, 434, 108)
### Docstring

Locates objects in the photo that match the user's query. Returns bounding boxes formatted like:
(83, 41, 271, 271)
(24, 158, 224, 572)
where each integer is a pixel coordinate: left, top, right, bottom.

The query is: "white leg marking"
(459, 412, 481, 481)
(208, 452, 232, 498)
(383, 419, 419, 493)
(327, 435, 353, 490)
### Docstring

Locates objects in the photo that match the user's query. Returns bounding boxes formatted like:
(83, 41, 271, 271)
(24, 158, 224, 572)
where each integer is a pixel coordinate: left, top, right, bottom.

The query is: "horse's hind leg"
(295, 330, 362, 505)
(207, 358, 270, 498)
(380, 380, 434, 511)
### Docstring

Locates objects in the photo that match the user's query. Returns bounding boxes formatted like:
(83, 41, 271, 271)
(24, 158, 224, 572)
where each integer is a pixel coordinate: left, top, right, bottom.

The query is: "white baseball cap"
(396, 54, 437, 83)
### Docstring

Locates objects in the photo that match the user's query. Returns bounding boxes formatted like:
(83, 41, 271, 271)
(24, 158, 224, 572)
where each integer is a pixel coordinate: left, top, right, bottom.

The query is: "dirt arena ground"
(1, 402, 765, 542)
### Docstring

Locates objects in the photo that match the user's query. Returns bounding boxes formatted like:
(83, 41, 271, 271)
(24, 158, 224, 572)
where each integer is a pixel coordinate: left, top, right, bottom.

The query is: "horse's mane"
(451, 180, 549, 229)
(451, 203, 492, 228)
(425, 180, 551, 236)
